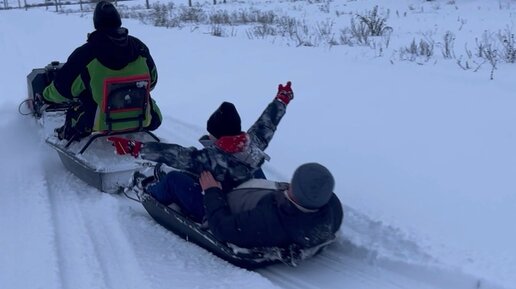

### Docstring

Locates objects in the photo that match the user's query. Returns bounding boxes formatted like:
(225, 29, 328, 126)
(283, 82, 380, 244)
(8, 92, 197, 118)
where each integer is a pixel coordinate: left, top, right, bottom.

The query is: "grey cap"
(290, 163, 335, 209)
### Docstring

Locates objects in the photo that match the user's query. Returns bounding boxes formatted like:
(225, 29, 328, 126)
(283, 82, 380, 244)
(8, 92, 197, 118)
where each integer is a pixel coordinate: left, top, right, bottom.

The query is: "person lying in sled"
(110, 81, 295, 222)
(198, 163, 343, 249)
(42, 1, 162, 141)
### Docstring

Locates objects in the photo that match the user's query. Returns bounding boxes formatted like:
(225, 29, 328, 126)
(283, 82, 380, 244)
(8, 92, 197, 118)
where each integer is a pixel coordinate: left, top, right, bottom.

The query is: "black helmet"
(93, 1, 121, 30)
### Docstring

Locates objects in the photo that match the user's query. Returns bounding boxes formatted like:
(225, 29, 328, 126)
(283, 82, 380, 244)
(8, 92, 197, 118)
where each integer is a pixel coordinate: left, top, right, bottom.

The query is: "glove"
(107, 136, 142, 158)
(275, 81, 294, 105)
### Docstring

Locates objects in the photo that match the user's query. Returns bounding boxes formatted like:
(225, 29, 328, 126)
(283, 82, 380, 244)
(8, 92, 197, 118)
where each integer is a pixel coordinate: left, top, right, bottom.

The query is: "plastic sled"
(141, 193, 334, 269)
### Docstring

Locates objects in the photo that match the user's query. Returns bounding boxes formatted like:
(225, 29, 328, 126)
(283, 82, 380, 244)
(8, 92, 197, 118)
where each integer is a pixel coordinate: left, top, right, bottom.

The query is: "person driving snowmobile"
(42, 0, 162, 141)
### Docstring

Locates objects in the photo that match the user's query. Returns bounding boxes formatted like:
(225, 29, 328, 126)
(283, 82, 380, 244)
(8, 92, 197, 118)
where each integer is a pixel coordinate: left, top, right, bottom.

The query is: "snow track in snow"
(0, 112, 59, 289)
(2, 101, 509, 289)
(259, 219, 507, 289)
(132, 109, 510, 289)
(43, 156, 152, 289)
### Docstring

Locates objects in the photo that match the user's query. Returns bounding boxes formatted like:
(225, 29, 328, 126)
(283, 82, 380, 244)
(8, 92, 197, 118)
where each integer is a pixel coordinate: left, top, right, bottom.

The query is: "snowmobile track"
(260, 233, 506, 289)
(44, 157, 150, 289)
(45, 167, 110, 289)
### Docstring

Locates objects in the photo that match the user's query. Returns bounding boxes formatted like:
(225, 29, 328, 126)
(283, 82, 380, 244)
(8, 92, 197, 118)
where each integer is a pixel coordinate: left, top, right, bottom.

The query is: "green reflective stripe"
(42, 81, 69, 103)
(71, 74, 85, 98)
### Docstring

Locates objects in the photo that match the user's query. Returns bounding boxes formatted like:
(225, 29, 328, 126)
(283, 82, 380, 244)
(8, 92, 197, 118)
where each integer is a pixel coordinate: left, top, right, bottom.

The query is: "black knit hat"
(290, 163, 335, 209)
(207, 102, 241, 139)
(93, 1, 122, 30)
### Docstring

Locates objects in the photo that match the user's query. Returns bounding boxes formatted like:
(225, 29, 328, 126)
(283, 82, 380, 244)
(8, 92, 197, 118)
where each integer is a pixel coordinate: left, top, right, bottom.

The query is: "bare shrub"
(179, 5, 205, 23)
(209, 10, 231, 25)
(150, 3, 181, 28)
(419, 38, 434, 58)
(338, 28, 354, 46)
(250, 23, 277, 39)
(232, 9, 252, 24)
(294, 20, 315, 47)
(152, 3, 171, 27)
(316, 19, 337, 46)
(476, 32, 497, 59)
(210, 24, 225, 37)
(276, 15, 298, 38)
(341, 6, 392, 47)
(255, 10, 276, 25)
(350, 17, 370, 45)
(120, 5, 150, 24)
(355, 5, 390, 36)
(400, 38, 434, 62)
(498, 28, 516, 63)
(441, 31, 456, 59)
(475, 32, 498, 79)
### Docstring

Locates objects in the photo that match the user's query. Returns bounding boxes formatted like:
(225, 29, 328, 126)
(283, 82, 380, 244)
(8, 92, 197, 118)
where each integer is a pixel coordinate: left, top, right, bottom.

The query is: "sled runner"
(24, 61, 160, 193)
(141, 192, 334, 269)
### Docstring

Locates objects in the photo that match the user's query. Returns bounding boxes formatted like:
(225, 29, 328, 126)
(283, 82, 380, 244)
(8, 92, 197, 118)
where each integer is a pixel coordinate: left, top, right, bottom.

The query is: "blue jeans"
(146, 169, 267, 223)
(147, 171, 205, 222)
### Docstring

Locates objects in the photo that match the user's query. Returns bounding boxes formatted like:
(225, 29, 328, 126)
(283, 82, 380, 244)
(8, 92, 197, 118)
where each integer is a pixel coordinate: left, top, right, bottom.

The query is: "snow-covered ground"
(1, 1, 515, 288)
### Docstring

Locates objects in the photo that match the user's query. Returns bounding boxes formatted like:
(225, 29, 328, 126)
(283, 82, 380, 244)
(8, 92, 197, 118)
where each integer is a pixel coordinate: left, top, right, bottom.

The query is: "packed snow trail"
(260, 223, 505, 289)
(0, 111, 61, 289)
(1, 107, 507, 289)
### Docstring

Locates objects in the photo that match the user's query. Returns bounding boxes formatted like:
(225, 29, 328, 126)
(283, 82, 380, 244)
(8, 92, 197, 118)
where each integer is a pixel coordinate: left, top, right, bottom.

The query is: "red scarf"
(215, 133, 249, 153)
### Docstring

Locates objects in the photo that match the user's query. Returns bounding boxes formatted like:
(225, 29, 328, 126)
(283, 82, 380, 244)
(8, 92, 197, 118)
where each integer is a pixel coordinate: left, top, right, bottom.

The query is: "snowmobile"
(23, 61, 160, 193)
(22, 62, 335, 269)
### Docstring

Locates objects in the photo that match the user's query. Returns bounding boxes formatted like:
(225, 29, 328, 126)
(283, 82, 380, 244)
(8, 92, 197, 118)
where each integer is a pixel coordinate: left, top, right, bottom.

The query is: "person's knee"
(165, 171, 193, 186)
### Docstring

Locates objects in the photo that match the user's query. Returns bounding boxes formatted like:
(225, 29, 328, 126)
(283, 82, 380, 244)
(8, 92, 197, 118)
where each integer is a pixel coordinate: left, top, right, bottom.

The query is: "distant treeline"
(0, 0, 132, 11)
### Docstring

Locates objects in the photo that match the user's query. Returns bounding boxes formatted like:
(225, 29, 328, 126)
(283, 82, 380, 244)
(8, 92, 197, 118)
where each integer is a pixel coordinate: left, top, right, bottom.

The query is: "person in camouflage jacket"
(110, 81, 294, 221)
(42, 1, 162, 140)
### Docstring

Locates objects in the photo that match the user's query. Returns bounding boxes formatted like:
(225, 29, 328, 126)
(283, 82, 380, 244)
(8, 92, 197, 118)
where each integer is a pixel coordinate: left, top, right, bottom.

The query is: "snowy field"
(1, 0, 516, 288)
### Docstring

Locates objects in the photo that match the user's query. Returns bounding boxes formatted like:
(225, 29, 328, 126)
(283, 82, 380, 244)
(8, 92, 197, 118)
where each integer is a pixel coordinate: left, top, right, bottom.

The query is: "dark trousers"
(147, 171, 205, 222)
(146, 169, 267, 223)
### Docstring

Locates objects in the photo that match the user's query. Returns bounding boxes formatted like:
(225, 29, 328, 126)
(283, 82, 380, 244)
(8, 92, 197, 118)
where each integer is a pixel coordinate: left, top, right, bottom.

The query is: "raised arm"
(247, 81, 294, 151)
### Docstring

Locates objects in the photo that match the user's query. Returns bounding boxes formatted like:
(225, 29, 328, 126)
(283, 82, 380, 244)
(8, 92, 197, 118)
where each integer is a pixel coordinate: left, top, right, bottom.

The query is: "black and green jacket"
(43, 28, 161, 131)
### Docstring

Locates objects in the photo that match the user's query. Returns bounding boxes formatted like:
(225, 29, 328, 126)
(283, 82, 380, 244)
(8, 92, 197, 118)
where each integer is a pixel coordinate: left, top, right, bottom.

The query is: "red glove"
(276, 81, 294, 105)
(107, 137, 142, 158)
